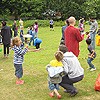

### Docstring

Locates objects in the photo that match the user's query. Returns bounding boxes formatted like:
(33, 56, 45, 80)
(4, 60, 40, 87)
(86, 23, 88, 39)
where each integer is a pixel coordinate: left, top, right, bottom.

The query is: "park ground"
(0, 25, 100, 100)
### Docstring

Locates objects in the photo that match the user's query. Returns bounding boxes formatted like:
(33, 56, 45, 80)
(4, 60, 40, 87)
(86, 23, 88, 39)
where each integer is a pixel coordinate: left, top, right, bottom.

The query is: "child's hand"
(25, 44, 28, 48)
(86, 32, 89, 35)
(88, 54, 92, 58)
(88, 55, 94, 58)
(88, 55, 92, 58)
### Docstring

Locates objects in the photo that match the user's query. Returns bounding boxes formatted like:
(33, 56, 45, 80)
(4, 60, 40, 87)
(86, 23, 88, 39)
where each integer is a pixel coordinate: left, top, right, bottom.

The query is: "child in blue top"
(12, 37, 28, 84)
(34, 37, 42, 49)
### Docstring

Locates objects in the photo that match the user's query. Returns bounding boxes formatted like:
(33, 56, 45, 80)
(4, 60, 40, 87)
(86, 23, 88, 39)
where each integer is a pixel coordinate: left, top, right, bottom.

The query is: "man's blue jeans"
(90, 32, 96, 50)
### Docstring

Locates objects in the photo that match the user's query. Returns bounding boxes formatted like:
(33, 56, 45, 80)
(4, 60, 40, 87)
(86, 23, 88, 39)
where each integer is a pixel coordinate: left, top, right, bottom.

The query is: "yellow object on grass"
(96, 35, 100, 46)
(50, 60, 63, 67)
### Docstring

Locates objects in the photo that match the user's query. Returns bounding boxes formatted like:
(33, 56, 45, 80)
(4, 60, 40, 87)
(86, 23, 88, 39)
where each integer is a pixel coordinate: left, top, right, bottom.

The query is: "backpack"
(48, 74, 62, 84)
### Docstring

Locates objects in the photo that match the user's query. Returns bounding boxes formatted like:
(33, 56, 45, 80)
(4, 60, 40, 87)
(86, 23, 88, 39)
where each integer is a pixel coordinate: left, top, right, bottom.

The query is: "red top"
(64, 25, 83, 57)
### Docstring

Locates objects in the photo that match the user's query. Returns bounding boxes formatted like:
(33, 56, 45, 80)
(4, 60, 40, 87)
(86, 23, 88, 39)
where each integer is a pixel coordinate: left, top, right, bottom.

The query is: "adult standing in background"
(19, 19, 23, 31)
(60, 19, 69, 45)
(64, 16, 83, 57)
(49, 19, 54, 31)
(19, 19, 24, 42)
(12, 20, 18, 37)
(89, 17, 98, 50)
(34, 21, 38, 38)
(1, 21, 12, 57)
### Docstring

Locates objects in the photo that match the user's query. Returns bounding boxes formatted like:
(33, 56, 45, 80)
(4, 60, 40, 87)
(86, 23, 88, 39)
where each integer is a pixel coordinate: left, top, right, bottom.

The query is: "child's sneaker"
(57, 94, 61, 99)
(90, 68, 96, 71)
(16, 80, 24, 85)
(20, 80, 24, 84)
(49, 92, 54, 98)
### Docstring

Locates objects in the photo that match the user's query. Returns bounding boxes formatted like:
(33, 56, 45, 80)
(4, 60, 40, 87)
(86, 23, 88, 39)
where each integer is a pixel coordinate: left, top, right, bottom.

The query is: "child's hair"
(60, 40, 65, 45)
(80, 19, 84, 23)
(55, 51, 63, 62)
(12, 37, 21, 46)
(35, 21, 38, 25)
(86, 38, 91, 45)
(66, 19, 69, 26)
(59, 45, 68, 53)
(2, 21, 6, 26)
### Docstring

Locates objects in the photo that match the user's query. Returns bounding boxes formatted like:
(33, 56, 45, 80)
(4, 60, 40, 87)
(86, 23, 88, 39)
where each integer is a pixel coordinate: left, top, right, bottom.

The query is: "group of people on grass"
(46, 16, 99, 99)
(0, 16, 99, 99)
(0, 19, 43, 57)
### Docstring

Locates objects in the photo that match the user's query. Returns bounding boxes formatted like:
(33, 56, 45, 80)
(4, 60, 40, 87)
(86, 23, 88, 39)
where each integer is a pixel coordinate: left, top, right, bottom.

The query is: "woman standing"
(1, 21, 12, 57)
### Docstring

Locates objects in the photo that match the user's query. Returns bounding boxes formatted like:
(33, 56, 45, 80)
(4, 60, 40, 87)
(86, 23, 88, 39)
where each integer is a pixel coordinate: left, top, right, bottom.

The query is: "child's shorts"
(48, 81, 59, 90)
(14, 64, 23, 78)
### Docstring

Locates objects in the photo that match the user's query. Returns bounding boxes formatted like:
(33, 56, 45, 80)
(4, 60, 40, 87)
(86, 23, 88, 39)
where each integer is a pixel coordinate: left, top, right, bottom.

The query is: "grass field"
(0, 25, 100, 100)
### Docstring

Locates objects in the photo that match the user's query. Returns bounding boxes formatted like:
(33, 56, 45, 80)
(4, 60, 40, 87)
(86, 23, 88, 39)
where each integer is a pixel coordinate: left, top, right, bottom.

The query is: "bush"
(24, 20, 65, 28)
(6, 19, 100, 29)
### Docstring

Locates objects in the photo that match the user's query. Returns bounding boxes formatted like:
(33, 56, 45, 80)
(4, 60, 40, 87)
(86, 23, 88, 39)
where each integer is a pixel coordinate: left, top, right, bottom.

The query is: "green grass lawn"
(0, 25, 100, 100)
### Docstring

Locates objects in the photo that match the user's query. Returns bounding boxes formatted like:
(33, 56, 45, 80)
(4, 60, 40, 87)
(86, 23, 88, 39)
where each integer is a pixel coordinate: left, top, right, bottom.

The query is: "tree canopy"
(0, 0, 100, 20)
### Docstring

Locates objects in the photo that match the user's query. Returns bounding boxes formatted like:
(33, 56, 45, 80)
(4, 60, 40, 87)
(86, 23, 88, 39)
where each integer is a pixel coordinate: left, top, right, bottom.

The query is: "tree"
(82, 0, 99, 19)
(0, 0, 99, 20)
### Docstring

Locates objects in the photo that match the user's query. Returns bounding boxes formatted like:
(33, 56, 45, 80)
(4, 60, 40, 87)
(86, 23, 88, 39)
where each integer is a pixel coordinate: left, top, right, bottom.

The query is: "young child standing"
(46, 51, 64, 99)
(78, 18, 85, 33)
(86, 38, 96, 71)
(12, 37, 28, 84)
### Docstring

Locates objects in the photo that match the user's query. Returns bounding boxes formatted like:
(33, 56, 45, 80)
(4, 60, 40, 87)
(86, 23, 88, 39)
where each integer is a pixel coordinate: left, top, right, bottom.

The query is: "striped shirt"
(12, 44, 28, 64)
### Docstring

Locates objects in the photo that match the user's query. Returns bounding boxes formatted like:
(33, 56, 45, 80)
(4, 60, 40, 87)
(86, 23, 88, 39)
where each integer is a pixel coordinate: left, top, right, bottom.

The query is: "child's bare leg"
(54, 89, 60, 95)
(54, 89, 61, 99)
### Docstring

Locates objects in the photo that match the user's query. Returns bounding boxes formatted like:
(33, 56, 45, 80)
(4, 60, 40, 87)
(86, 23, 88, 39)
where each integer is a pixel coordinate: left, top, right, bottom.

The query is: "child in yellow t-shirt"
(46, 51, 64, 99)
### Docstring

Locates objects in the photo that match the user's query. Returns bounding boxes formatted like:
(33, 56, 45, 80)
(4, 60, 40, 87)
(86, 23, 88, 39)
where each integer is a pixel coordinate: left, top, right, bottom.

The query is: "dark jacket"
(1, 26, 12, 45)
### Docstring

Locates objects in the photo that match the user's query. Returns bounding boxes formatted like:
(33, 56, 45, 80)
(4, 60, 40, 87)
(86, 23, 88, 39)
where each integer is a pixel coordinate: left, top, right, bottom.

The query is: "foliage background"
(0, 0, 100, 20)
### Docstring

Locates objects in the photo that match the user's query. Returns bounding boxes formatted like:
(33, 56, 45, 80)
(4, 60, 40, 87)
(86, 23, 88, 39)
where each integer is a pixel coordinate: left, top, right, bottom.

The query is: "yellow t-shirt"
(50, 60, 63, 67)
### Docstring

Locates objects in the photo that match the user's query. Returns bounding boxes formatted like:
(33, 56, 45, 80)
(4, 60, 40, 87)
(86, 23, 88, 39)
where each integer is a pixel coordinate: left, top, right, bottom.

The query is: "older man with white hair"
(64, 16, 83, 57)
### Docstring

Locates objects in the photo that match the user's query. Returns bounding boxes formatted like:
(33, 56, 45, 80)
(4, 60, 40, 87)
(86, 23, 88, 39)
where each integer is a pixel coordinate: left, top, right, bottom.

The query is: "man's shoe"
(70, 90, 78, 97)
